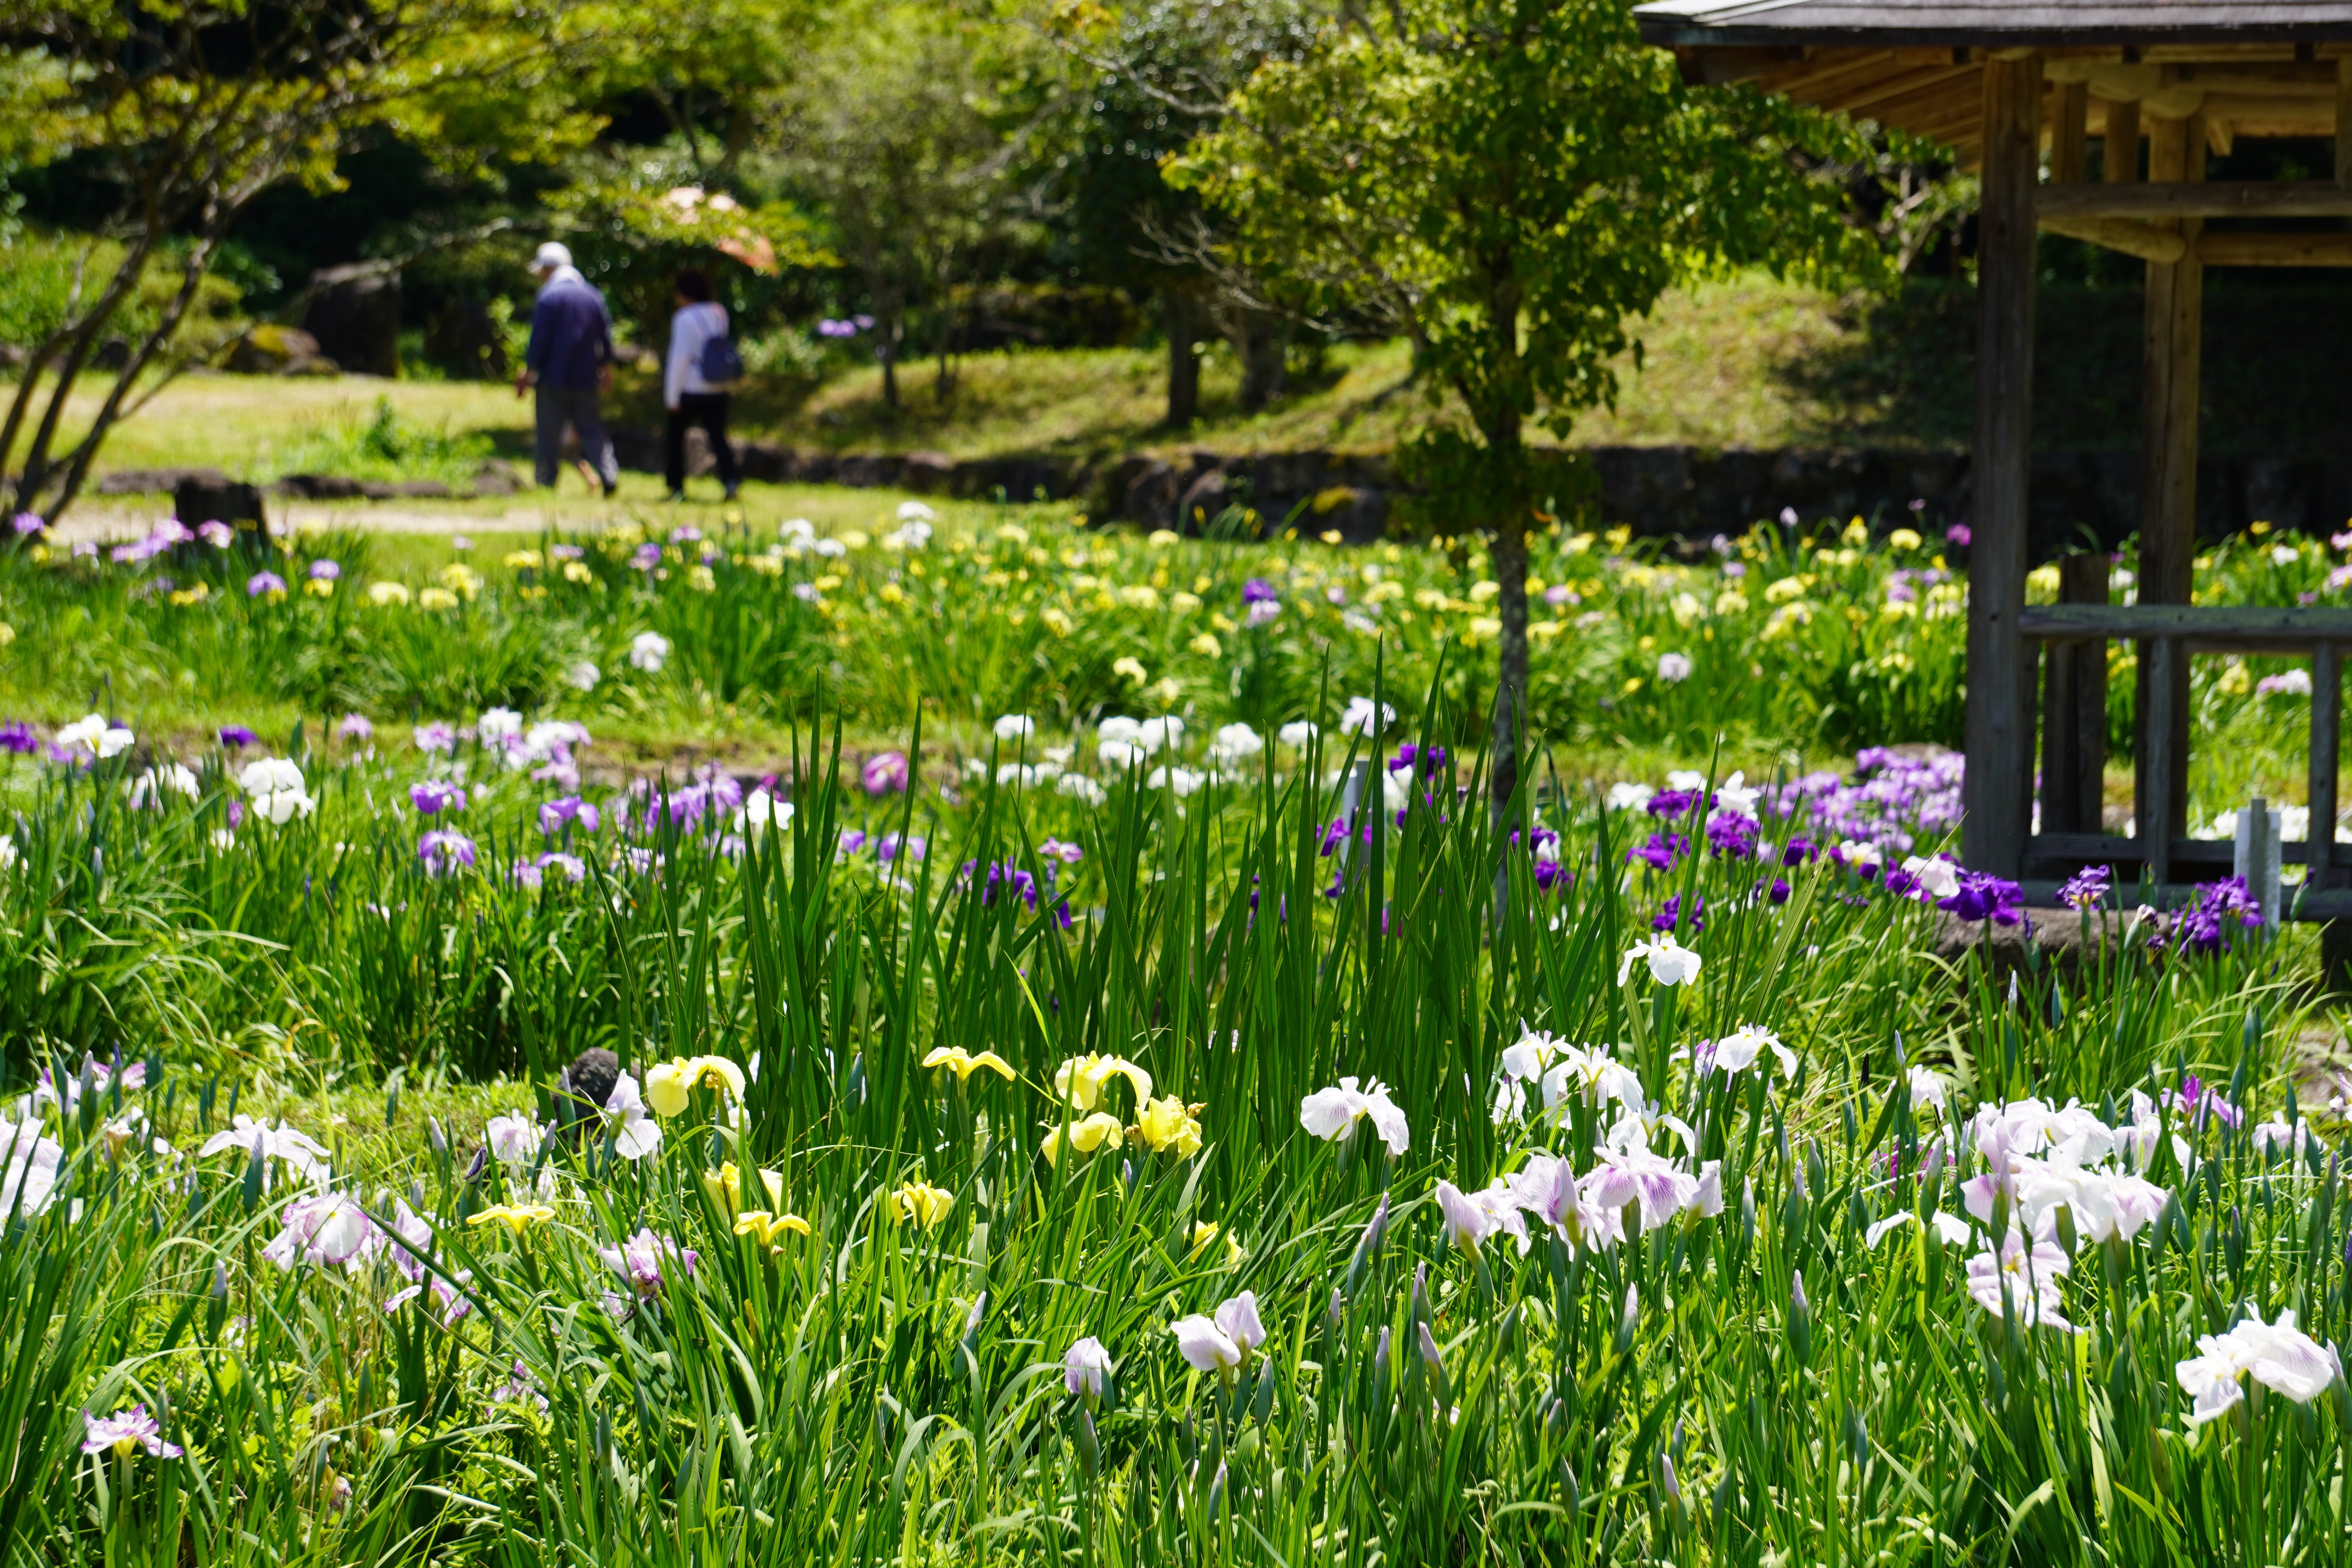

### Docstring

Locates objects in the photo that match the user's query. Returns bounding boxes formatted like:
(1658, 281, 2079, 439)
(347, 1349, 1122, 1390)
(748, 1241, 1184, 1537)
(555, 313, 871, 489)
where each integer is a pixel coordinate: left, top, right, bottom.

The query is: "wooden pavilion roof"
(1635, 0, 2352, 162)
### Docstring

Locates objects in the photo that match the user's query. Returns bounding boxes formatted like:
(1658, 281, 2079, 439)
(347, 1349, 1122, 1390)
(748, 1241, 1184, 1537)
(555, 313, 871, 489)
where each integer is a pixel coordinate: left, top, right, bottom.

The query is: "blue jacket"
(526, 268, 612, 390)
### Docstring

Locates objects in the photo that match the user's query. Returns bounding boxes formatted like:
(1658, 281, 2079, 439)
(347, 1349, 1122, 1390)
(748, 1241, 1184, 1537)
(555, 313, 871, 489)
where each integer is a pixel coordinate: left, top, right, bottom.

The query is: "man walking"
(517, 242, 619, 496)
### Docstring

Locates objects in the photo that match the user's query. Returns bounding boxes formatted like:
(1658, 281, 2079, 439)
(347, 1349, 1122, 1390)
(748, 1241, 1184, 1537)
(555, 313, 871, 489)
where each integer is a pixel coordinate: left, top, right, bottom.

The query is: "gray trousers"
(533, 385, 619, 489)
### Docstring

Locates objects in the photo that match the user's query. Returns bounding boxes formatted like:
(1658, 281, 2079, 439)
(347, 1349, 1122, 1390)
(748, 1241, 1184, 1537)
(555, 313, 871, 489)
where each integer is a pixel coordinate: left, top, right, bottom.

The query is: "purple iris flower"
(877, 833, 926, 864)
(964, 859, 1040, 911)
(410, 780, 467, 816)
(1645, 788, 1700, 819)
(1939, 871, 2024, 926)
(631, 543, 662, 572)
(538, 795, 599, 835)
(1946, 524, 1972, 548)
(1628, 833, 1688, 873)
(1242, 578, 1278, 603)
(0, 722, 36, 754)
(338, 713, 374, 741)
(308, 559, 340, 581)
(1652, 893, 1705, 933)
(2147, 876, 2263, 955)
(838, 829, 868, 855)
(1706, 813, 1759, 859)
(862, 751, 909, 795)
(418, 830, 477, 877)
(2056, 864, 2111, 910)
(1388, 743, 1449, 777)
(1781, 836, 1817, 867)
(247, 571, 287, 597)
(217, 725, 257, 750)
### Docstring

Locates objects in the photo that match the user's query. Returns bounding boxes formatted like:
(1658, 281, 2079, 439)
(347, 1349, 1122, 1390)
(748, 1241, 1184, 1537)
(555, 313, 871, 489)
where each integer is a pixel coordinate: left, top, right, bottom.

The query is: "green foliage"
(1169, 0, 1882, 455)
(268, 397, 497, 485)
(0, 702, 2343, 1565)
(0, 230, 245, 354)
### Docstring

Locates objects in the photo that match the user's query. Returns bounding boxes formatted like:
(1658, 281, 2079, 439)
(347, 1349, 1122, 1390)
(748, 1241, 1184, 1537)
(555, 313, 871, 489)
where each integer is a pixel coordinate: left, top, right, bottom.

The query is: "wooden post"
(2312, 643, 2350, 987)
(2053, 82, 2089, 184)
(2134, 110, 2205, 881)
(2312, 642, 2341, 890)
(2039, 554, 2109, 838)
(1963, 53, 2043, 878)
(2337, 59, 2352, 187)
(2143, 634, 2178, 891)
(2104, 94, 2141, 184)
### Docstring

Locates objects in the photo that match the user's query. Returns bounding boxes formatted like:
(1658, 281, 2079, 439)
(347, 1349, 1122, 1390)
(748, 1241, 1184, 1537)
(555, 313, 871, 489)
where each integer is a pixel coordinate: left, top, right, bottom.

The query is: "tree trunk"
(1163, 289, 1200, 428)
(1235, 307, 1289, 413)
(1488, 512, 1529, 825)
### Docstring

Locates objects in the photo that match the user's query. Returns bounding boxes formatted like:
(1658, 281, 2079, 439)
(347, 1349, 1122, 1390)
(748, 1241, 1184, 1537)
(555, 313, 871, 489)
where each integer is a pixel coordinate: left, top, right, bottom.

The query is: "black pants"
(664, 394, 740, 492)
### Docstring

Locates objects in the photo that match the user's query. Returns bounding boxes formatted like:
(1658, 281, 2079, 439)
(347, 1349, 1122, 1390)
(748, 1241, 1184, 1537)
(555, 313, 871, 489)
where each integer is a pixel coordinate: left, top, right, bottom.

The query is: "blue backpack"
(699, 333, 743, 385)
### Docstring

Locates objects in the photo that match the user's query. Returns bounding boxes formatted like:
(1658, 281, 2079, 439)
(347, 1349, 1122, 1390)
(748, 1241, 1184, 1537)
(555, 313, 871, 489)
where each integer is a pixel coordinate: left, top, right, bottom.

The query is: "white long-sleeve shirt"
(663, 301, 730, 408)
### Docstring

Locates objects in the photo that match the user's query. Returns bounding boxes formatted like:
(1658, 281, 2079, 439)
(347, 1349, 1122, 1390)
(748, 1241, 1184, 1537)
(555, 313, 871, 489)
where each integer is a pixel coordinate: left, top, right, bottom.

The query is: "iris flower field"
(4, 496, 2352, 1566)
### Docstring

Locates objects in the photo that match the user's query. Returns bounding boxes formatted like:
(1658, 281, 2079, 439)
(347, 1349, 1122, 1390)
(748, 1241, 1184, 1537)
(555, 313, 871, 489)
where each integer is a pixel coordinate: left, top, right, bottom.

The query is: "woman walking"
(663, 267, 742, 502)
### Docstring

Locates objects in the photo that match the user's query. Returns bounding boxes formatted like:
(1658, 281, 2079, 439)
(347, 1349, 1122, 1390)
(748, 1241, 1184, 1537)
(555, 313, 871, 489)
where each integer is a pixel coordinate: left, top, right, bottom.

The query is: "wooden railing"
(2019, 595, 2346, 916)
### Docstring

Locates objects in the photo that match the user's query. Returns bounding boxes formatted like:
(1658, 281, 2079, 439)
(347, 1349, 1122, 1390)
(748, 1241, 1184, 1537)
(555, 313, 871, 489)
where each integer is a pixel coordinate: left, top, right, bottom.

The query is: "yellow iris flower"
(467, 1203, 557, 1237)
(1053, 1053, 1153, 1112)
(1189, 1220, 1245, 1270)
(922, 1046, 1017, 1084)
(1042, 1112, 1126, 1166)
(891, 1181, 956, 1229)
(645, 1054, 749, 1118)
(734, 1210, 812, 1249)
(710, 1161, 787, 1218)
(1133, 1095, 1203, 1157)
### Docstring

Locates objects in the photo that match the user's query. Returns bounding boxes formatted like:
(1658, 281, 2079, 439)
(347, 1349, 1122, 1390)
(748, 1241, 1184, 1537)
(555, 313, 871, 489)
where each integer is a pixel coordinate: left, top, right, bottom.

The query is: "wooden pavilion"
(1634, 0, 2352, 915)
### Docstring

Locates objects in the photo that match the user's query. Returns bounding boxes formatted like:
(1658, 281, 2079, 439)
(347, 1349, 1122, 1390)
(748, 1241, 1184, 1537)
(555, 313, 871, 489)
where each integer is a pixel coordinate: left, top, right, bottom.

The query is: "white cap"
(530, 241, 572, 272)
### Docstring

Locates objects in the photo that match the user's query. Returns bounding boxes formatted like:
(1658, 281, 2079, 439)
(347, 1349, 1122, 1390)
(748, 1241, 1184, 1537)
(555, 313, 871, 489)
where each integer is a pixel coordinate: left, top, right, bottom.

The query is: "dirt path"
(47, 499, 613, 545)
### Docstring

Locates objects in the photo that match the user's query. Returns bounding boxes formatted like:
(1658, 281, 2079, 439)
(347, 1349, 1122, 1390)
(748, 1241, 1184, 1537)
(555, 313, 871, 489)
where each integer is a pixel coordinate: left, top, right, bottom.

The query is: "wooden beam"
(2103, 94, 2141, 182)
(2036, 214, 2188, 262)
(1751, 49, 1905, 102)
(2052, 81, 2089, 181)
(2022, 604, 2352, 642)
(2040, 180, 2352, 217)
(1963, 52, 2041, 882)
(2189, 103, 2337, 140)
(2200, 232, 2352, 266)
(1862, 85, 1987, 141)
(1815, 65, 1979, 121)
(2136, 112, 2203, 869)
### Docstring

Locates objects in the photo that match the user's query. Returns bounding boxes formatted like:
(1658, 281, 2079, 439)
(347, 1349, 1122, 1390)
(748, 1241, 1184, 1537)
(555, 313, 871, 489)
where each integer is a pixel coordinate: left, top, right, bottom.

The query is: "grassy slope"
(22, 274, 1857, 492)
(652, 273, 1857, 458)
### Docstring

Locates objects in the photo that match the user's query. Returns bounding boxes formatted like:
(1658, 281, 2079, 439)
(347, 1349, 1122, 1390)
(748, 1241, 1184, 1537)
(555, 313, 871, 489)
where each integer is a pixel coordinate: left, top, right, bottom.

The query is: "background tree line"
(0, 0, 1972, 794)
